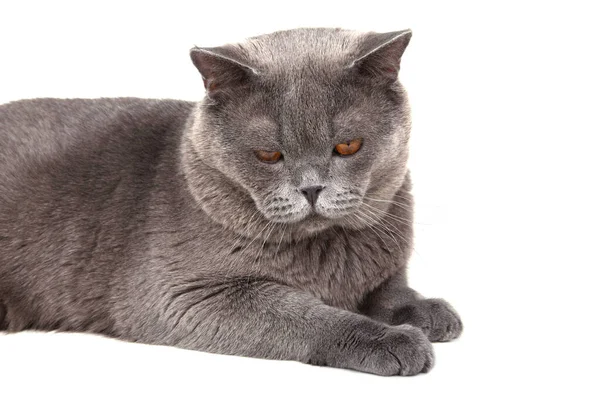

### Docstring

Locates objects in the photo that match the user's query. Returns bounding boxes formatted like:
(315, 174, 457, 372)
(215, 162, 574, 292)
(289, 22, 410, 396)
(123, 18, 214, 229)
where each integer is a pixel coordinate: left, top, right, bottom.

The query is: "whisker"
(363, 196, 413, 212)
(362, 207, 412, 243)
(361, 202, 416, 225)
(362, 198, 432, 227)
(274, 224, 287, 259)
(249, 221, 276, 275)
(353, 210, 400, 253)
(358, 207, 413, 251)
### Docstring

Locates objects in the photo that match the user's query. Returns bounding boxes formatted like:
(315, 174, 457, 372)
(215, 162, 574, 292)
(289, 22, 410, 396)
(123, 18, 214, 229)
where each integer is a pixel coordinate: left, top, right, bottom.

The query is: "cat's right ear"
(190, 46, 258, 101)
(349, 30, 412, 84)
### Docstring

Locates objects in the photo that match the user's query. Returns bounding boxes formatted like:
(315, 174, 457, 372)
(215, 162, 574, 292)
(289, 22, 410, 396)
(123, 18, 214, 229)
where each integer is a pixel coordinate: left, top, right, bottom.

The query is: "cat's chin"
(269, 211, 346, 235)
(298, 214, 331, 234)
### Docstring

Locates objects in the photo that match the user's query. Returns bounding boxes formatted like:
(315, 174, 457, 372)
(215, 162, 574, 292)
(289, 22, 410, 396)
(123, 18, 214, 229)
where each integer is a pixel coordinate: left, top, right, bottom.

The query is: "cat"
(0, 28, 462, 376)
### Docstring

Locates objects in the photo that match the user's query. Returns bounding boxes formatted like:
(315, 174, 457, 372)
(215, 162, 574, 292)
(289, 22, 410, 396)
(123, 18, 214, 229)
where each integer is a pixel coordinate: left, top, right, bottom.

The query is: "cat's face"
(190, 29, 412, 233)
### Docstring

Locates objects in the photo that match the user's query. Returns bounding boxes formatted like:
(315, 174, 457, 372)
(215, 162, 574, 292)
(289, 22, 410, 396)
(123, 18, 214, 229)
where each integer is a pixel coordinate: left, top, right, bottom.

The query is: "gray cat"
(0, 28, 462, 376)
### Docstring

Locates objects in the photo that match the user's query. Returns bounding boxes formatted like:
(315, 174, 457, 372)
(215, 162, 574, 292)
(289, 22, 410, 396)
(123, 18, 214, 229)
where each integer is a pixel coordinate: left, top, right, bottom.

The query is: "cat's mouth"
(264, 202, 356, 231)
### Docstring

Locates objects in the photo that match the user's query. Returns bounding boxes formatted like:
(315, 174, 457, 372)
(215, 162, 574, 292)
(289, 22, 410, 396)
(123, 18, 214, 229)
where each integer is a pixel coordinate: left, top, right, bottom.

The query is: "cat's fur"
(0, 28, 462, 376)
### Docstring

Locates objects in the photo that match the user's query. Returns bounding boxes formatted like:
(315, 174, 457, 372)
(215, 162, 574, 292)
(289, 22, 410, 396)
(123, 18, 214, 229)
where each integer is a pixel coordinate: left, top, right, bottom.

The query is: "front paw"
(312, 322, 434, 376)
(392, 299, 463, 342)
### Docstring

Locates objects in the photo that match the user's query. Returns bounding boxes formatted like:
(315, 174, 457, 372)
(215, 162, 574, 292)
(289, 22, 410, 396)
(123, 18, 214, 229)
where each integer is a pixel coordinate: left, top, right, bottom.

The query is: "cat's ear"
(190, 46, 258, 100)
(349, 29, 412, 82)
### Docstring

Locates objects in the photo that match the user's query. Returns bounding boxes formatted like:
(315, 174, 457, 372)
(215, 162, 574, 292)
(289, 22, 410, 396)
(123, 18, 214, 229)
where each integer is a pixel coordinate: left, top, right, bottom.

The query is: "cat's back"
(0, 98, 196, 330)
(0, 97, 194, 200)
(0, 97, 195, 262)
(0, 97, 194, 168)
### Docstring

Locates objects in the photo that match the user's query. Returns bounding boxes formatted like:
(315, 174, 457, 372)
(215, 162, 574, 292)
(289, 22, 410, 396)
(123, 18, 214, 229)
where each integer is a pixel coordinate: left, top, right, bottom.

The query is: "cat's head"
(186, 28, 412, 235)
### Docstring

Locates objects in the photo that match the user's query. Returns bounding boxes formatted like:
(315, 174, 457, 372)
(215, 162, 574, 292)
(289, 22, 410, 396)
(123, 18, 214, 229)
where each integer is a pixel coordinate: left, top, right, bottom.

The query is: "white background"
(1, 1, 599, 399)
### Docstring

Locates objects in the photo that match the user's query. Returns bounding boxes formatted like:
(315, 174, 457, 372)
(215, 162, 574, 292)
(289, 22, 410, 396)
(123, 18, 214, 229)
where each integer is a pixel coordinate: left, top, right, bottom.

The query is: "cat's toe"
(368, 324, 435, 376)
(393, 298, 462, 342)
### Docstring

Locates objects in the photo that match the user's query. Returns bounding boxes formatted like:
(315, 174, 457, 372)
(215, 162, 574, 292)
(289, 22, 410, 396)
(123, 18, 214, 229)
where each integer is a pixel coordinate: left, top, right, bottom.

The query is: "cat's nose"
(300, 185, 324, 207)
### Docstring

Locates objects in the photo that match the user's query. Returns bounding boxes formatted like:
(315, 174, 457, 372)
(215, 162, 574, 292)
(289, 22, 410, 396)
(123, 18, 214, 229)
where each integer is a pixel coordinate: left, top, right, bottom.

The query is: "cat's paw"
(314, 323, 434, 376)
(392, 299, 463, 342)
(352, 324, 434, 376)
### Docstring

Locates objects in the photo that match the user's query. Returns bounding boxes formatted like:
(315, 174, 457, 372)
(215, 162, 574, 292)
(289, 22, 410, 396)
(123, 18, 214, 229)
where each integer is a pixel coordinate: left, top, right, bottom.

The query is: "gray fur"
(0, 28, 461, 376)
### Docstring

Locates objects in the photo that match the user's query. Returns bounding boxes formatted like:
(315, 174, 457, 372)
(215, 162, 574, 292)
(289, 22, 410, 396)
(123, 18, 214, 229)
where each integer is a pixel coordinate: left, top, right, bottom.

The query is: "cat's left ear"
(349, 29, 412, 82)
(190, 46, 258, 101)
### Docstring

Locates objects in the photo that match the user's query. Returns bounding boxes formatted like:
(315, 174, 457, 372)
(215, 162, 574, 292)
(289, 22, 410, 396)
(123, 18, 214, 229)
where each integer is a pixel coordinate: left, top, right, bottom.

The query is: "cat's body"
(0, 96, 406, 332)
(0, 28, 461, 375)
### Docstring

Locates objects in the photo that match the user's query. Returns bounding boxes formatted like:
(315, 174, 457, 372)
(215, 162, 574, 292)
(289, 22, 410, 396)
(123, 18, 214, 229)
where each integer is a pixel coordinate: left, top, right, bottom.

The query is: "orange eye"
(255, 150, 282, 164)
(334, 138, 363, 156)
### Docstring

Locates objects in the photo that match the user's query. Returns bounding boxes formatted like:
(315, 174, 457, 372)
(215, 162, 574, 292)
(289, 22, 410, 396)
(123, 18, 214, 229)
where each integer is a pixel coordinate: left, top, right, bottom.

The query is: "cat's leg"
(359, 274, 463, 342)
(137, 278, 434, 376)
